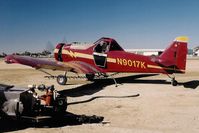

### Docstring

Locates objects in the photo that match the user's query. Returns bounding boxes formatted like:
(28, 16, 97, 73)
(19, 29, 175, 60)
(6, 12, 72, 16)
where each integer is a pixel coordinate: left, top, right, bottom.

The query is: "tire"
(172, 80, 178, 86)
(57, 75, 67, 85)
(86, 74, 95, 81)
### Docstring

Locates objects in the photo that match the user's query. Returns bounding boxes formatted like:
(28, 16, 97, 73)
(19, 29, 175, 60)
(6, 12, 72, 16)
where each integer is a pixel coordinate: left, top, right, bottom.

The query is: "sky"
(0, 0, 199, 53)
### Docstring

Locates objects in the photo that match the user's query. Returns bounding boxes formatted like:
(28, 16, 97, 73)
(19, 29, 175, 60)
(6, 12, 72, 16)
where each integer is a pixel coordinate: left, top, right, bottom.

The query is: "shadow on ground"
(0, 112, 104, 132)
(59, 74, 170, 97)
(60, 74, 199, 97)
(179, 80, 199, 89)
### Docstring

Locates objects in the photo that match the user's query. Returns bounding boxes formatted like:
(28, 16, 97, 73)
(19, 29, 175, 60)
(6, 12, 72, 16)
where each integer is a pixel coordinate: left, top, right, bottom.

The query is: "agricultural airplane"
(4, 36, 188, 86)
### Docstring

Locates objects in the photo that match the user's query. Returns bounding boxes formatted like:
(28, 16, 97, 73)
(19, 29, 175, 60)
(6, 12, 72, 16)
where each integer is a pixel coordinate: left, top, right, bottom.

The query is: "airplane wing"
(4, 55, 101, 74)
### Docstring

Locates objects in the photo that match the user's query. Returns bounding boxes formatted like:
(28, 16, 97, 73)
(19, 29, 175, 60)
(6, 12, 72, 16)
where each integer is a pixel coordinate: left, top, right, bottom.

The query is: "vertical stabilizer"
(159, 36, 188, 73)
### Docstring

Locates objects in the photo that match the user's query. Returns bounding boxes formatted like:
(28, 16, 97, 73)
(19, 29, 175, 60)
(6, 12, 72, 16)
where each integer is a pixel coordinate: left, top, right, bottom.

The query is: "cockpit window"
(94, 38, 124, 53)
(109, 40, 124, 51)
(94, 40, 110, 53)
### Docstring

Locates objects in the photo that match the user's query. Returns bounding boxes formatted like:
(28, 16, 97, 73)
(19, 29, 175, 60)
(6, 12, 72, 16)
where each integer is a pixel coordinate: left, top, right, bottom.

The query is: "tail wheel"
(167, 74, 178, 86)
(57, 75, 67, 85)
(86, 73, 95, 81)
(171, 79, 178, 86)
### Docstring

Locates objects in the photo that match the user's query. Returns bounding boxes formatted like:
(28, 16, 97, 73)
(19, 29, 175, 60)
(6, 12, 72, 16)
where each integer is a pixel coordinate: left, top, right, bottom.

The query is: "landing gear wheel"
(57, 75, 67, 85)
(171, 79, 178, 86)
(86, 74, 95, 81)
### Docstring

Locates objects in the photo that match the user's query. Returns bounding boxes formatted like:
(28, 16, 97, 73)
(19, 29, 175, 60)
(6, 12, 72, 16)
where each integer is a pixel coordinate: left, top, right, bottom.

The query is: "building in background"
(125, 49, 164, 56)
(193, 46, 199, 56)
(125, 48, 195, 57)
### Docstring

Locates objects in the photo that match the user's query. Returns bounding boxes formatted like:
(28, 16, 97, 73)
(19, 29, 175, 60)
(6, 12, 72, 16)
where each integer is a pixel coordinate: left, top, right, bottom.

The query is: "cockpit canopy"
(94, 37, 124, 53)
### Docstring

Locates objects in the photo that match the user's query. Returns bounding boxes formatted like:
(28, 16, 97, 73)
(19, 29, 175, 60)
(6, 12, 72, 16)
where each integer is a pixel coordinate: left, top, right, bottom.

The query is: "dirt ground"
(0, 58, 199, 133)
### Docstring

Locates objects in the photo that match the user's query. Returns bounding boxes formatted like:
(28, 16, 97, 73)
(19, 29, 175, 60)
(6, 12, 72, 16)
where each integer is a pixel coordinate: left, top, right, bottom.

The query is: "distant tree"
(30, 53, 39, 57)
(23, 51, 31, 56)
(2, 52, 7, 57)
(41, 50, 51, 56)
(0, 53, 6, 57)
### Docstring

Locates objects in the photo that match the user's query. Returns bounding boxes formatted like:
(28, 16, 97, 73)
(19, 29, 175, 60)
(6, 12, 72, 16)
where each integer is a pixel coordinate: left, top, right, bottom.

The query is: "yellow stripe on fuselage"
(54, 49, 116, 63)
(107, 58, 116, 63)
(147, 64, 185, 72)
(62, 50, 77, 58)
(147, 65, 163, 69)
(76, 52, 93, 59)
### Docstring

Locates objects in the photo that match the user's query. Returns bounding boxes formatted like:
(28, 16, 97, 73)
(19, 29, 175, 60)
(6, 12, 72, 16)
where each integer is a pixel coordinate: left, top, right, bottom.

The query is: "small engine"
(0, 84, 67, 118)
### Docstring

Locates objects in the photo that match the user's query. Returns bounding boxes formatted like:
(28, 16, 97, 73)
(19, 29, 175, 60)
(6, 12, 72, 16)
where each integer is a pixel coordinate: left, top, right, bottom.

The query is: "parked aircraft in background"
(5, 36, 188, 86)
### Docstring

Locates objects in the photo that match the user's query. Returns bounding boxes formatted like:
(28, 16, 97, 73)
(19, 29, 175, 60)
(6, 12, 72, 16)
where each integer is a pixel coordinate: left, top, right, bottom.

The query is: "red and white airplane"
(5, 36, 188, 86)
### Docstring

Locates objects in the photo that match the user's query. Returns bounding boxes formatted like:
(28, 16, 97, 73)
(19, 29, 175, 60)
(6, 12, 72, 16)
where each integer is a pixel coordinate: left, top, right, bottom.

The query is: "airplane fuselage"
(54, 41, 184, 75)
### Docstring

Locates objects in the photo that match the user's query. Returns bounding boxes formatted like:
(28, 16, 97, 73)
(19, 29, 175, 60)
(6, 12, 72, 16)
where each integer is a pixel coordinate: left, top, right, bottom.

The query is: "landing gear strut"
(112, 78, 118, 87)
(57, 72, 67, 85)
(86, 73, 95, 81)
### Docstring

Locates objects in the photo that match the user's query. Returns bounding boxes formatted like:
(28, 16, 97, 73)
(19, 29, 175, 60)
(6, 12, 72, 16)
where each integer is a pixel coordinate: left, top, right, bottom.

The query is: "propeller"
(45, 41, 55, 52)
(62, 37, 68, 43)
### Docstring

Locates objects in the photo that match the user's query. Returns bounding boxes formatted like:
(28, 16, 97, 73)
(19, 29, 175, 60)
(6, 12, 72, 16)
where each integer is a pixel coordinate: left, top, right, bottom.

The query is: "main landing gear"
(57, 73, 96, 85)
(57, 72, 67, 85)
(39, 69, 68, 85)
(56, 73, 95, 85)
